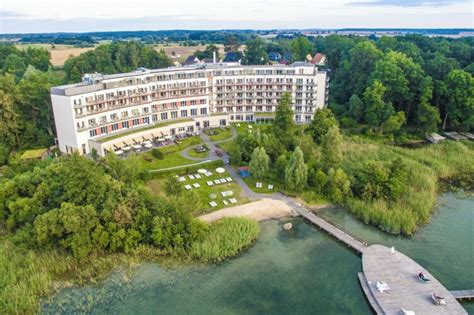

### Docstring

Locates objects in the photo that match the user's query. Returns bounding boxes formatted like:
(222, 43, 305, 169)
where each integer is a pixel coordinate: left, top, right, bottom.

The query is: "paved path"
(362, 245, 467, 315)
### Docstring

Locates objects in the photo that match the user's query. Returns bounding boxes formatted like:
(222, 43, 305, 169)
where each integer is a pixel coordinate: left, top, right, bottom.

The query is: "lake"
(42, 193, 474, 314)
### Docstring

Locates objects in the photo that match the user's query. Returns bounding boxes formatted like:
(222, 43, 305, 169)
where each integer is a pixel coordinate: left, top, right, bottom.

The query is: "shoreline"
(198, 198, 332, 223)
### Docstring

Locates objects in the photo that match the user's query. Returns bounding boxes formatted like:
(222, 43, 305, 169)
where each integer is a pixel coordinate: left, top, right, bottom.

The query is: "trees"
(249, 147, 270, 180)
(321, 125, 343, 170)
(243, 38, 268, 65)
(416, 102, 441, 133)
(348, 94, 364, 122)
(443, 69, 474, 130)
(165, 176, 183, 197)
(0, 90, 20, 149)
(363, 81, 394, 128)
(194, 44, 220, 60)
(224, 34, 240, 52)
(64, 41, 171, 82)
(284, 147, 308, 190)
(291, 36, 313, 61)
(307, 108, 338, 143)
(273, 92, 294, 149)
(381, 111, 406, 136)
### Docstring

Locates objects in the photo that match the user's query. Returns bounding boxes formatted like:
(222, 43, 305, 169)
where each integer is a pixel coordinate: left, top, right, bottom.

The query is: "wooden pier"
(289, 202, 367, 254)
(451, 290, 474, 300)
(362, 245, 467, 315)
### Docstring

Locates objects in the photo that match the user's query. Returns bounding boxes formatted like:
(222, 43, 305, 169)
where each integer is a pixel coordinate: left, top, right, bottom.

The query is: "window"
(123, 121, 129, 129)
(89, 129, 97, 137)
(171, 111, 178, 119)
(112, 123, 119, 131)
(121, 111, 128, 118)
(100, 126, 107, 134)
(181, 101, 186, 106)
(133, 118, 140, 126)
(220, 119, 227, 126)
(181, 110, 188, 117)
(190, 108, 197, 116)
(132, 109, 139, 116)
(152, 114, 158, 122)
(161, 112, 168, 120)
(200, 108, 207, 115)
(144, 117, 150, 124)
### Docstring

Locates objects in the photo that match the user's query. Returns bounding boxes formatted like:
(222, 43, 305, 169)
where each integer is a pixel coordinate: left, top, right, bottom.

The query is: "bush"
(190, 217, 260, 263)
(151, 148, 164, 159)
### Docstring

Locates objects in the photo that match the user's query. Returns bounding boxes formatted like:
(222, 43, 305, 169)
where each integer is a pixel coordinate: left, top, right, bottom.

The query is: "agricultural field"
(15, 43, 96, 66)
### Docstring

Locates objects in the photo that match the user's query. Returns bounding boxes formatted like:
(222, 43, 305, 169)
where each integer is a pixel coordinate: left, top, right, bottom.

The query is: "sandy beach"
(198, 198, 299, 222)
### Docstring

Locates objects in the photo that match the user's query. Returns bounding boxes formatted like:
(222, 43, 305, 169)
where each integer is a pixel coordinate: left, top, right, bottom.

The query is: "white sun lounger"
(223, 200, 228, 206)
(205, 171, 212, 177)
(189, 175, 195, 180)
(207, 181, 214, 186)
(268, 184, 274, 189)
(226, 177, 232, 182)
(193, 183, 200, 188)
(178, 176, 186, 182)
(214, 179, 221, 184)
(195, 174, 201, 179)
(184, 185, 192, 190)
(229, 198, 237, 204)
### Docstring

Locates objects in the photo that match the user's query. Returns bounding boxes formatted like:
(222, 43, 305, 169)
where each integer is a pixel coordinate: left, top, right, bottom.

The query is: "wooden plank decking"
(362, 245, 467, 315)
(451, 290, 474, 300)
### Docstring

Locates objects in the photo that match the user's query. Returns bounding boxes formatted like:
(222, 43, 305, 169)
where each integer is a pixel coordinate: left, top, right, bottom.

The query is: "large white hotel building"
(51, 62, 328, 156)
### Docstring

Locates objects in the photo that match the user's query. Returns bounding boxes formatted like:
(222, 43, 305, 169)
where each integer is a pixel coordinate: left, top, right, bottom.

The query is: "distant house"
(310, 53, 327, 66)
(223, 51, 243, 63)
(268, 52, 282, 62)
(181, 55, 201, 66)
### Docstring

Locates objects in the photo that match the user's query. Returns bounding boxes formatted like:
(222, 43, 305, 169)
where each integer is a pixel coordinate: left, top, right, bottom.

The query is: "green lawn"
(146, 169, 249, 215)
(186, 145, 210, 158)
(130, 136, 202, 171)
(207, 128, 233, 142)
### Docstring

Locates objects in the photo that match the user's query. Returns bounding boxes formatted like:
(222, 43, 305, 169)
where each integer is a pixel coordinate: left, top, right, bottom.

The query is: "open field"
(15, 43, 96, 66)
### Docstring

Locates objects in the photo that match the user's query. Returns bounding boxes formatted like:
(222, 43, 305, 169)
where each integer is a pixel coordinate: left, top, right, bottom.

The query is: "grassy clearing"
(190, 217, 260, 263)
(146, 168, 249, 215)
(130, 136, 201, 171)
(207, 128, 233, 142)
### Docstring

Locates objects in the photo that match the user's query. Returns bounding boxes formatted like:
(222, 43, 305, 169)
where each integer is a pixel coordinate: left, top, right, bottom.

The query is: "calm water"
(42, 193, 473, 314)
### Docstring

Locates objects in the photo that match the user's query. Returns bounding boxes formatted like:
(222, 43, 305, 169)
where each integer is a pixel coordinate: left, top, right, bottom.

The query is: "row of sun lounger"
(209, 198, 238, 208)
(178, 172, 213, 182)
(184, 183, 201, 190)
(207, 177, 233, 186)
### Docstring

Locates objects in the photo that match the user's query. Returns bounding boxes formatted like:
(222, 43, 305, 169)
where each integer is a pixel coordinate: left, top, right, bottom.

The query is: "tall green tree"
(348, 94, 364, 122)
(307, 108, 338, 143)
(284, 147, 308, 190)
(0, 90, 20, 148)
(249, 147, 270, 180)
(291, 36, 313, 61)
(321, 125, 343, 170)
(243, 38, 268, 65)
(363, 81, 394, 127)
(273, 92, 294, 149)
(224, 34, 240, 52)
(443, 69, 474, 130)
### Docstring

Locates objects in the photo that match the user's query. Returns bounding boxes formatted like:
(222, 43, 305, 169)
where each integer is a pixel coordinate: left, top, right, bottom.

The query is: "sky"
(1, 0, 473, 34)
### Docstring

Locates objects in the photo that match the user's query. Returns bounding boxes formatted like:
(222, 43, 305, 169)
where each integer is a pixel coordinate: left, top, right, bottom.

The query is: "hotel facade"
(51, 62, 328, 157)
